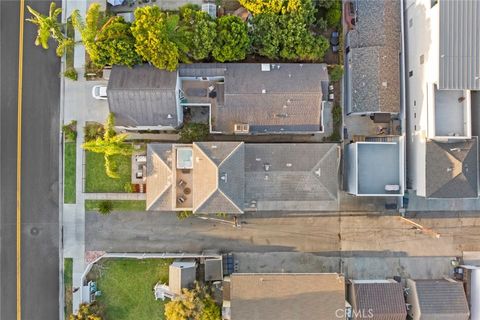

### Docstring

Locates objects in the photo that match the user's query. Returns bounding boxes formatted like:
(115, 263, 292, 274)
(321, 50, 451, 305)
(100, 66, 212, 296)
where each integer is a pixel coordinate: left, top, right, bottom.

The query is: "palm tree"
(26, 2, 74, 56)
(82, 113, 133, 178)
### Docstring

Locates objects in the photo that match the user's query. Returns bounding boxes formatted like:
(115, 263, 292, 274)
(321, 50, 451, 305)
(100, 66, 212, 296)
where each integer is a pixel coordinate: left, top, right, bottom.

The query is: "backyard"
(64, 142, 76, 203)
(85, 152, 131, 193)
(89, 259, 172, 320)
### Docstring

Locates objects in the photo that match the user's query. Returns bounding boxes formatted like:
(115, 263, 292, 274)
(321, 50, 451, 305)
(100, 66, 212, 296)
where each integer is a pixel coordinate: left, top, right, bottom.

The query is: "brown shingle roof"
(229, 273, 345, 320)
(349, 281, 407, 320)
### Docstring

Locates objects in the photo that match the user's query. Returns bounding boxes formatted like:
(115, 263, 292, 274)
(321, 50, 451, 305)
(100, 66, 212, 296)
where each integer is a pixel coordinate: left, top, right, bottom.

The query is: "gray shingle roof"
(411, 279, 470, 319)
(348, 0, 400, 113)
(230, 273, 345, 320)
(214, 63, 326, 133)
(426, 138, 478, 198)
(178, 63, 227, 77)
(244, 144, 339, 208)
(349, 282, 407, 320)
(439, 0, 480, 90)
(107, 65, 179, 127)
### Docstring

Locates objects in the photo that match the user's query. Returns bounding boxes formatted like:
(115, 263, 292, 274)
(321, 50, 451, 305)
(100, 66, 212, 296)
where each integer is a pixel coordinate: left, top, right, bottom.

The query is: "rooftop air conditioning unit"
(234, 123, 249, 134)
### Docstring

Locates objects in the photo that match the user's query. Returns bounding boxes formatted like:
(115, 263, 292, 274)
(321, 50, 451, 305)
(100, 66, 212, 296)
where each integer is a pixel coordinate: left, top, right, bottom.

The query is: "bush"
(124, 182, 134, 193)
(84, 122, 104, 142)
(326, 7, 341, 27)
(177, 210, 193, 220)
(329, 64, 343, 82)
(97, 200, 113, 215)
(64, 67, 78, 81)
(62, 120, 77, 142)
(179, 123, 209, 143)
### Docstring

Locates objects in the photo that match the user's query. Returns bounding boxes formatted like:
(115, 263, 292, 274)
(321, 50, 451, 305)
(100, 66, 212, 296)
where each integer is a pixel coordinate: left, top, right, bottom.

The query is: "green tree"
(72, 3, 106, 62)
(252, 13, 329, 61)
(131, 7, 188, 71)
(328, 64, 343, 81)
(180, 7, 217, 61)
(239, 0, 316, 23)
(26, 2, 74, 57)
(82, 113, 133, 178)
(69, 303, 102, 320)
(179, 123, 209, 143)
(212, 16, 250, 62)
(164, 283, 220, 320)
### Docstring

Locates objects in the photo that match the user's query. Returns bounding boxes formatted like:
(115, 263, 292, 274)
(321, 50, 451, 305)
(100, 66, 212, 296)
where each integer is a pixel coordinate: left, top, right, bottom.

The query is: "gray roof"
(439, 0, 480, 90)
(348, 0, 400, 113)
(169, 261, 196, 295)
(107, 65, 179, 127)
(178, 63, 227, 78)
(426, 138, 478, 198)
(214, 63, 326, 133)
(230, 273, 345, 320)
(244, 143, 339, 210)
(410, 279, 470, 319)
(349, 282, 407, 320)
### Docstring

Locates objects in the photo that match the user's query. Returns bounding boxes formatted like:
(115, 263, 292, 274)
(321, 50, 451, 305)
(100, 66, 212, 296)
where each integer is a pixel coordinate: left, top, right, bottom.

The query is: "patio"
(433, 86, 470, 137)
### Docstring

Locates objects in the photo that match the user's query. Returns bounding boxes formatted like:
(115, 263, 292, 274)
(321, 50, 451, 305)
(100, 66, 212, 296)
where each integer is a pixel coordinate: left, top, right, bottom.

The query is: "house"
(345, 0, 401, 115)
(346, 138, 405, 196)
(107, 63, 327, 134)
(405, 0, 480, 198)
(405, 279, 470, 320)
(168, 261, 197, 295)
(146, 142, 340, 213)
(107, 64, 181, 131)
(223, 273, 346, 320)
(348, 280, 407, 320)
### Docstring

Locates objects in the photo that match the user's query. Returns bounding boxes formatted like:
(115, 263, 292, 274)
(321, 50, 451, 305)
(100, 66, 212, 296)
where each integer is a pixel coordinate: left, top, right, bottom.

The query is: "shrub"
(329, 64, 343, 82)
(124, 182, 134, 193)
(326, 7, 341, 27)
(63, 120, 77, 142)
(97, 200, 113, 215)
(84, 122, 104, 142)
(179, 123, 209, 142)
(177, 210, 193, 220)
(64, 67, 78, 80)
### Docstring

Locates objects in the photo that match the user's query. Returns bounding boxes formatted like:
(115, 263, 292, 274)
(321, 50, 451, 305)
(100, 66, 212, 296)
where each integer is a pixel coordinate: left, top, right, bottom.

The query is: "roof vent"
(264, 174, 269, 180)
(447, 167, 453, 172)
(264, 163, 270, 171)
(211, 145, 218, 149)
(288, 74, 292, 78)
(315, 168, 321, 177)
(382, 82, 388, 87)
(220, 173, 228, 182)
(255, 158, 262, 162)
(262, 89, 267, 94)
(167, 114, 173, 119)
(275, 113, 288, 118)
(261, 64, 271, 71)
(286, 163, 292, 167)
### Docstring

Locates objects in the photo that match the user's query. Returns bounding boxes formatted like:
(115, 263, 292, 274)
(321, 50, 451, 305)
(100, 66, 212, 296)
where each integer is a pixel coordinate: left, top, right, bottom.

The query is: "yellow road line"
(17, 0, 25, 318)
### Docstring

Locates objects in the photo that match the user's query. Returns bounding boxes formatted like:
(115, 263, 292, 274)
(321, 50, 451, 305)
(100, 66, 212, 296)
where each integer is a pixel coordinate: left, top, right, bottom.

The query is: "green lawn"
(85, 152, 131, 193)
(85, 200, 146, 212)
(64, 258, 73, 318)
(64, 142, 76, 203)
(94, 259, 172, 320)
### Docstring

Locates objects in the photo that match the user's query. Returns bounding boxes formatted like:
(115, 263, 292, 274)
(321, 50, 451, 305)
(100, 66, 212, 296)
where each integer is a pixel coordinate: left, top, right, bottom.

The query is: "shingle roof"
(214, 63, 326, 133)
(146, 144, 173, 211)
(244, 143, 339, 210)
(411, 279, 470, 320)
(425, 138, 478, 198)
(229, 273, 345, 320)
(439, 0, 480, 90)
(349, 282, 407, 320)
(107, 65, 179, 127)
(348, 0, 400, 113)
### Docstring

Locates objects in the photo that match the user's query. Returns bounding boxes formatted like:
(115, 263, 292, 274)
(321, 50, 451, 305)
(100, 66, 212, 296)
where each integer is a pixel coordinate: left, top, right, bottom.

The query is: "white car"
(92, 85, 108, 100)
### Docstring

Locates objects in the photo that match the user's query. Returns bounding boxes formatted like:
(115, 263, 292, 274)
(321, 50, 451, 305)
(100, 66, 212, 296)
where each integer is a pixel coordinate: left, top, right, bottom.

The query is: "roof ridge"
(310, 145, 338, 200)
(218, 142, 244, 167)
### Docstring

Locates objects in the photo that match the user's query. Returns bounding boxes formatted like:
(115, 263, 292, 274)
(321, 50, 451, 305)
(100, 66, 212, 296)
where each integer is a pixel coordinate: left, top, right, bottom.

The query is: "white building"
(405, 0, 480, 198)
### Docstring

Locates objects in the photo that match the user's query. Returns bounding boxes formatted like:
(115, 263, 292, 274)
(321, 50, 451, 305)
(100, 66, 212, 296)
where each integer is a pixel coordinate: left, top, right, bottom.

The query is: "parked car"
(330, 31, 340, 53)
(92, 85, 107, 100)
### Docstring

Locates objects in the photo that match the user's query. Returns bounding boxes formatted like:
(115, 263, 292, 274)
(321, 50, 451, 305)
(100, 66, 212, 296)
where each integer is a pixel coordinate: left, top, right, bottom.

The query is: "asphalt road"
(86, 211, 480, 257)
(1, 0, 61, 319)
